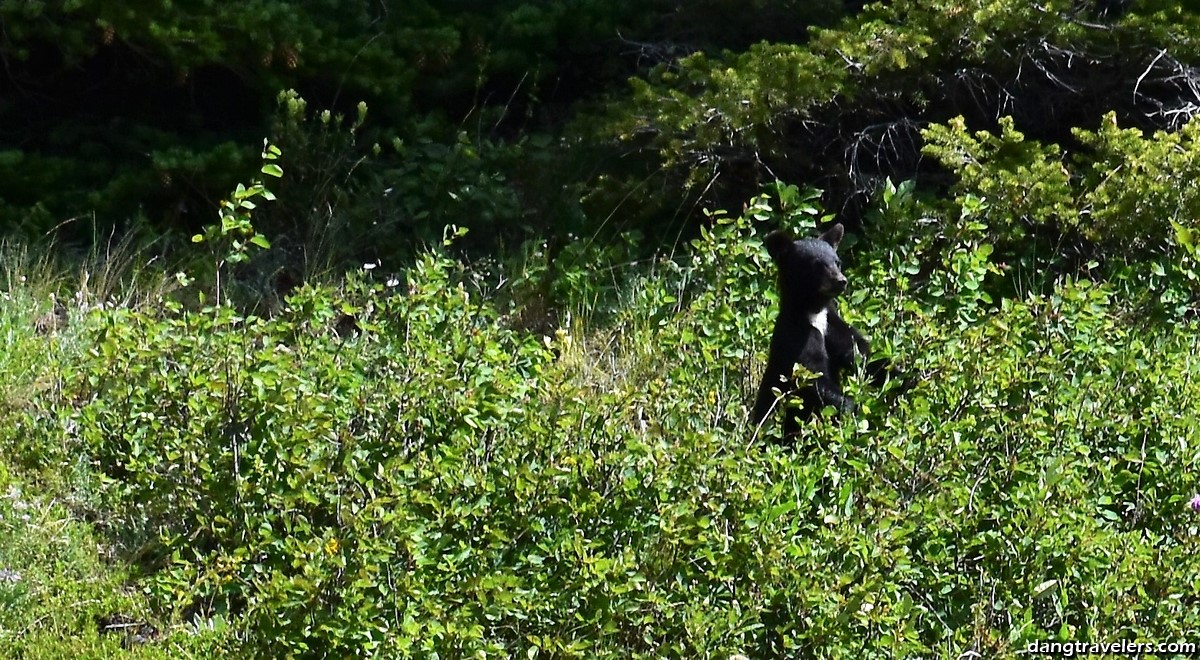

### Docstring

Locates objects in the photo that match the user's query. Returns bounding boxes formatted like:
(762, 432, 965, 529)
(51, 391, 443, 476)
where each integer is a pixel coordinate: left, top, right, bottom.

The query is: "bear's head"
(764, 224, 848, 312)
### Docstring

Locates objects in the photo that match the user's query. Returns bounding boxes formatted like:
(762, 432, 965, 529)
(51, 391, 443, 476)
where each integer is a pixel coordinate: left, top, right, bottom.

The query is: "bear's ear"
(819, 223, 844, 249)
(765, 230, 794, 262)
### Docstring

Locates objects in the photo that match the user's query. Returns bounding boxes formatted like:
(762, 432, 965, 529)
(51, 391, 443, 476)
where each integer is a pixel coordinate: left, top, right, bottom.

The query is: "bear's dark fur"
(751, 223, 876, 440)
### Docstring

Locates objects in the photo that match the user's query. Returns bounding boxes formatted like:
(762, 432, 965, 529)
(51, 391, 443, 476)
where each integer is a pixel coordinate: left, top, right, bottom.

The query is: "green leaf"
(1032, 579, 1059, 600)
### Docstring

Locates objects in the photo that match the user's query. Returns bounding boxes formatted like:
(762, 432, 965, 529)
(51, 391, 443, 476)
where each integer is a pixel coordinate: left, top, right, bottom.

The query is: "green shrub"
(32, 184, 1200, 657)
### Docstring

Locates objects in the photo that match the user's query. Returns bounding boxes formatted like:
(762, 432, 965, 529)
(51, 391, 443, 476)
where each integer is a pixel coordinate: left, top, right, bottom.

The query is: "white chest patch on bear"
(808, 308, 829, 336)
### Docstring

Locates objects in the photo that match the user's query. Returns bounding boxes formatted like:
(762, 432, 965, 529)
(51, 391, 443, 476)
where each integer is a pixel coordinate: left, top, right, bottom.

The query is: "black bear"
(750, 223, 873, 440)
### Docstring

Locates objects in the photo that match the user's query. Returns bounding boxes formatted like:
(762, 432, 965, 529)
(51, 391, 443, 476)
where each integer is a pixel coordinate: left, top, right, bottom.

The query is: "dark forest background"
(5, 0, 1195, 282)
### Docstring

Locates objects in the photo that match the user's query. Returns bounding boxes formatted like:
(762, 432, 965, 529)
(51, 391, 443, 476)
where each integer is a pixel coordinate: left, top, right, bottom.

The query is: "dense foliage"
(3, 0, 1200, 657)
(611, 0, 1200, 227)
(0, 180, 1195, 655)
(0, 0, 842, 250)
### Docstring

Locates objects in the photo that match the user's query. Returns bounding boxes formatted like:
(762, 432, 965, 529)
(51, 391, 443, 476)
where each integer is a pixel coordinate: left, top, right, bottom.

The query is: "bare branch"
(1133, 48, 1167, 104)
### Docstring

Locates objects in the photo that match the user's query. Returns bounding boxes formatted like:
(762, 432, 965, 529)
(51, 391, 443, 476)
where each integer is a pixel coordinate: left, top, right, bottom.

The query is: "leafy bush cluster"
(21, 181, 1192, 656)
(920, 113, 1200, 319)
(923, 113, 1200, 250)
(607, 0, 1200, 238)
